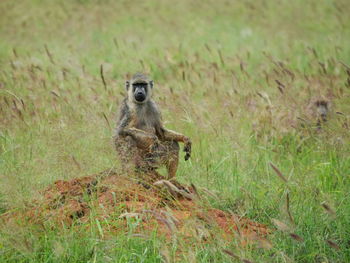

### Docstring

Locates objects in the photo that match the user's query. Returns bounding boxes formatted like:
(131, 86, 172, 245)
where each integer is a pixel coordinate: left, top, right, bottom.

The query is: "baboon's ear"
(125, 81, 130, 91)
(149, 80, 154, 89)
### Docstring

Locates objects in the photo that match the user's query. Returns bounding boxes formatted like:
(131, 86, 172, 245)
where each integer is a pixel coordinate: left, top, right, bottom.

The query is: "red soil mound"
(4, 169, 271, 245)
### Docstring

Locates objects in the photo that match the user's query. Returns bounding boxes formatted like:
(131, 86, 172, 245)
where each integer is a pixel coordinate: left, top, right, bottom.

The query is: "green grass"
(1, 0, 350, 261)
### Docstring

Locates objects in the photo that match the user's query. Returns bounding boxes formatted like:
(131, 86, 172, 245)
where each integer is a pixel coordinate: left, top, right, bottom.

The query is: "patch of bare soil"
(2, 169, 271, 246)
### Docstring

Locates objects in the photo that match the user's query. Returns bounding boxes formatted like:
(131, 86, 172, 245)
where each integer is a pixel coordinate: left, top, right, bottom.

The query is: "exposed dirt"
(2, 169, 271, 246)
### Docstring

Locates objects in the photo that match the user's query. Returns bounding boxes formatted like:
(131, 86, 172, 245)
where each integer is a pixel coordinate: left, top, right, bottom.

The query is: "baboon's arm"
(125, 127, 158, 150)
(161, 128, 191, 160)
(161, 128, 189, 143)
(116, 115, 157, 149)
(123, 127, 155, 139)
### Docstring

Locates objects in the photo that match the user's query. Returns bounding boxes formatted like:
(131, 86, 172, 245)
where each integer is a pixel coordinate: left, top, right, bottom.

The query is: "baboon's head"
(126, 73, 153, 104)
(315, 100, 328, 122)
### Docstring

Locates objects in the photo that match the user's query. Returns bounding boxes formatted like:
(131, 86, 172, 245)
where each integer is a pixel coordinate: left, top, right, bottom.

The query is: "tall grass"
(1, 0, 350, 261)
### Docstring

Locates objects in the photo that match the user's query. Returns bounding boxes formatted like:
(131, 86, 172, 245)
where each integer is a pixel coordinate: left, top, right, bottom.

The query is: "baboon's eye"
(132, 83, 147, 91)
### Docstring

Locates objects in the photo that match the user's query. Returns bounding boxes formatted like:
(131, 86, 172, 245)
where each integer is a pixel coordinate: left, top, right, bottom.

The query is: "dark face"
(315, 100, 328, 121)
(133, 83, 148, 103)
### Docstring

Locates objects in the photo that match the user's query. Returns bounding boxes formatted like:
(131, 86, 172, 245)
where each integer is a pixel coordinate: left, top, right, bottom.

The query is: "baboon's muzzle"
(134, 91, 146, 102)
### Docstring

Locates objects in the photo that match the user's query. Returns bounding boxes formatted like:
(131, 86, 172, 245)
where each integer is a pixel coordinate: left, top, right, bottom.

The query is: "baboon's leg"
(138, 140, 179, 178)
(134, 149, 164, 186)
(115, 136, 140, 174)
(165, 141, 180, 179)
(167, 157, 179, 179)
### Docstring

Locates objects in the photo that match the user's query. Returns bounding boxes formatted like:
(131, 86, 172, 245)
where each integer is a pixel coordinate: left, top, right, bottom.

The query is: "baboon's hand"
(183, 138, 192, 161)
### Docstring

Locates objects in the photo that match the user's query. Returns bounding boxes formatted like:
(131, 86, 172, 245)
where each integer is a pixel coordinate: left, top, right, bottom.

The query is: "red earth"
(2, 169, 271, 246)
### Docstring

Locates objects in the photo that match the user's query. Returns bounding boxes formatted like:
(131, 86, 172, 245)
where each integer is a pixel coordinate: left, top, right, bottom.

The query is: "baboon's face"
(132, 82, 148, 103)
(315, 101, 328, 114)
(126, 77, 153, 104)
(315, 100, 328, 121)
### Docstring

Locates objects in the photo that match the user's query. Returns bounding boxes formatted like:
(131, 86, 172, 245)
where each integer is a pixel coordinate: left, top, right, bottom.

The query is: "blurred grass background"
(1, 0, 350, 262)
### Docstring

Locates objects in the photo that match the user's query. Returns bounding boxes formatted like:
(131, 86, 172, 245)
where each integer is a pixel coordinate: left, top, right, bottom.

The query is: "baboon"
(312, 99, 329, 130)
(315, 100, 329, 123)
(114, 73, 191, 179)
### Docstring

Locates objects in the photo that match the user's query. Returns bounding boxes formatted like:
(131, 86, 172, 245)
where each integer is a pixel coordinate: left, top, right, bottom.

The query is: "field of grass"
(1, 0, 350, 262)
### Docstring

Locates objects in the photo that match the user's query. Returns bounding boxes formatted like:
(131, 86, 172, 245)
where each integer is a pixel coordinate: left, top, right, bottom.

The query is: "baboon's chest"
(136, 119, 156, 133)
(130, 113, 157, 134)
(128, 102, 161, 135)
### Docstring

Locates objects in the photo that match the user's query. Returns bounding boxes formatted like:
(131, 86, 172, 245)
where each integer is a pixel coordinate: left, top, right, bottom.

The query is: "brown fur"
(114, 73, 191, 178)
